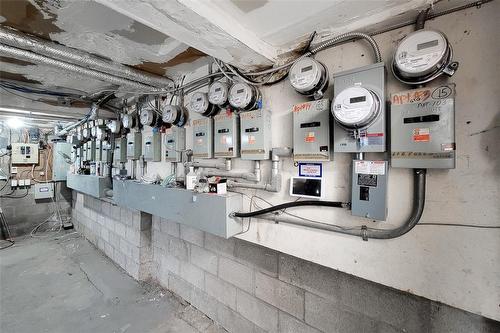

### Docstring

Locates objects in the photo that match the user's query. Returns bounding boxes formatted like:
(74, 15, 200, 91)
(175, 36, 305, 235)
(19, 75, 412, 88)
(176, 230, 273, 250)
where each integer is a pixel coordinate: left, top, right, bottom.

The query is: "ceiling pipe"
(0, 106, 81, 120)
(0, 26, 173, 88)
(0, 44, 163, 92)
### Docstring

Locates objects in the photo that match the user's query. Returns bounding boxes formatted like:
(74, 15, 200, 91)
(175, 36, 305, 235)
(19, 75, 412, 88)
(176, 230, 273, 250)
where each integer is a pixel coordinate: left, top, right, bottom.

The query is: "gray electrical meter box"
(85, 140, 96, 161)
(351, 160, 388, 221)
(127, 132, 142, 160)
(391, 84, 456, 169)
(239, 109, 272, 160)
(332, 62, 386, 153)
(113, 137, 127, 163)
(94, 140, 103, 162)
(34, 182, 54, 199)
(292, 99, 331, 161)
(52, 142, 72, 181)
(214, 112, 240, 158)
(192, 117, 214, 159)
(143, 132, 161, 162)
(164, 127, 185, 162)
(101, 141, 112, 163)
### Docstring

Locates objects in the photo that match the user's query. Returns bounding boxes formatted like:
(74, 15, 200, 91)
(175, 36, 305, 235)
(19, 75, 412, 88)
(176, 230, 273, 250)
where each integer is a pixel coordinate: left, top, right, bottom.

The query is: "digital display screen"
(237, 89, 244, 94)
(417, 39, 439, 50)
(350, 96, 366, 104)
(196, 97, 202, 102)
(215, 88, 221, 92)
(301, 65, 313, 73)
(292, 178, 321, 197)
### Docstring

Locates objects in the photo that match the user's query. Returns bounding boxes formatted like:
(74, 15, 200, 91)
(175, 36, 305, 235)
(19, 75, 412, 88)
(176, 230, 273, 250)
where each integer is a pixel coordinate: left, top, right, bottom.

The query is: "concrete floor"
(0, 232, 226, 333)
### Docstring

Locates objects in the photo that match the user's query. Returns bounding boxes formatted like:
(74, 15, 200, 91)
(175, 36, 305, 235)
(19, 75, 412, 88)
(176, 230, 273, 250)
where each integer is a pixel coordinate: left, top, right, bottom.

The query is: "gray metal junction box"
(164, 126, 185, 162)
(192, 117, 214, 159)
(214, 111, 240, 158)
(351, 160, 388, 221)
(239, 109, 272, 160)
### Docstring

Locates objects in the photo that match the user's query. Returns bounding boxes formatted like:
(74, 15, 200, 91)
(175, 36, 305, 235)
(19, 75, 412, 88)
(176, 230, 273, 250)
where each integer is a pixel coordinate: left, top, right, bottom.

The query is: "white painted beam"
(95, 0, 276, 69)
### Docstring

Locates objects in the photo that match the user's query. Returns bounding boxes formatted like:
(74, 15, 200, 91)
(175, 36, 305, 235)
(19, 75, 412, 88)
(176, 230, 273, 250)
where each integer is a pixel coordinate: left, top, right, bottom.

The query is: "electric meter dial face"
(95, 127, 106, 141)
(208, 81, 229, 106)
(394, 30, 448, 78)
(289, 58, 325, 94)
(139, 108, 156, 126)
(107, 120, 121, 134)
(190, 92, 211, 115)
(229, 82, 257, 110)
(76, 127, 82, 140)
(162, 105, 177, 124)
(90, 126, 97, 138)
(332, 86, 380, 129)
(122, 114, 135, 129)
(82, 127, 90, 139)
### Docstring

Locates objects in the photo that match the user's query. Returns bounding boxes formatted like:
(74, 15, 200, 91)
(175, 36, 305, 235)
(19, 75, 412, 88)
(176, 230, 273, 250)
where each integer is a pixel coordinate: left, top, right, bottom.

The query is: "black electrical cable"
(232, 200, 346, 218)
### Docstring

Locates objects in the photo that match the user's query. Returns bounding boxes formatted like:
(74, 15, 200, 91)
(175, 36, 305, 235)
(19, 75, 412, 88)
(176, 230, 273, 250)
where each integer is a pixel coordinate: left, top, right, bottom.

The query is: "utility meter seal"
(392, 30, 458, 85)
(208, 81, 230, 107)
(332, 86, 380, 130)
(190, 91, 217, 117)
(229, 82, 260, 111)
(161, 104, 188, 127)
(289, 57, 329, 99)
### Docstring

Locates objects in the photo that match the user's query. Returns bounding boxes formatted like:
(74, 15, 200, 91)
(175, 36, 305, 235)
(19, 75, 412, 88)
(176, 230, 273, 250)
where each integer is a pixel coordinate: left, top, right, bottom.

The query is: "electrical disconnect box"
(101, 141, 112, 163)
(192, 117, 214, 159)
(86, 140, 96, 161)
(214, 112, 240, 158)
(11, 143, 39, 164)
(114, 137, 127, 163)
(143, 132, 161, 162)
(351, 160, 388, 221)
(240, 109, 272, 160)
(332, 62, 386, 152)
(34, 182, 54, 199)
(391, 84, 456, 169)
(127, 132, 142, 160)
(52, 142, 72, 181)
(164, 127, 185, 162)
(94, 140, 103, 162)
(292, 99, 331, 161)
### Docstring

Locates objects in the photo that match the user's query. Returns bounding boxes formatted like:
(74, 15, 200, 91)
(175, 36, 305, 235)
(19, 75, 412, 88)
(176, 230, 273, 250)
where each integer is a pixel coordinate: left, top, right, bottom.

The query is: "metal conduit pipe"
(185, 160, 227, 170)
(239, 169, 427, 241)
(0, 26, 173, 87)
(0, 44, 161, 91)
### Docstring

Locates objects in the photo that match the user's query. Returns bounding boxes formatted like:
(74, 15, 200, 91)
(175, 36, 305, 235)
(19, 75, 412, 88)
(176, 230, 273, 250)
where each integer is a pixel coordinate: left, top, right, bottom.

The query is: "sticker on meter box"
(298, 163, 322, 177)
(354, 161, 385, 175)
(413, 128, 430, 142)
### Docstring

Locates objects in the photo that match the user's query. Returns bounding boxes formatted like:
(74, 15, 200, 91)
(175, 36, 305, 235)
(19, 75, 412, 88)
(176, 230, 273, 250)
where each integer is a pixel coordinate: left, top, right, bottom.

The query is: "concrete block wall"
(72, 192, 152, 280)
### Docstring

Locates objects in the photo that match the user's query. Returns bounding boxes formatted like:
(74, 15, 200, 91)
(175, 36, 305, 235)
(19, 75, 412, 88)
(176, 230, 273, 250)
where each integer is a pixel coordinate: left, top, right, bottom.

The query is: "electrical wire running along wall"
(136, 3, 500, 322)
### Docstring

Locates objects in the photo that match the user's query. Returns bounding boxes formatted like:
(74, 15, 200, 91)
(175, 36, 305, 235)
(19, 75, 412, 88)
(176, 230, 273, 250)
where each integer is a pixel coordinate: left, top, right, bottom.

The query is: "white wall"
(140, 4, 500, 321)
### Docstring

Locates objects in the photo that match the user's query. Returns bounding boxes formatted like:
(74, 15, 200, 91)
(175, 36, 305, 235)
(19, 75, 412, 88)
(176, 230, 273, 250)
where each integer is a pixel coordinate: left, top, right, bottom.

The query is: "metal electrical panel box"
(390, 84, 456, 169)
(52, 142, 72, 181)
(292, 99, 331, 161)
(240, 109, 272, 160)
(34, 182, 54, 199)
(11, 143, 39, 164)
(87, 140, 96, 161)
(94, 140, 103, 162)
(333, 62, 386, 152)
(164, 127, 185, 162)
(101, 141, 112, 163)
(351, 160, 388, 221)
(214, 112, 240, 158)
(143, 132, 161, 162)
(127, 132, 142, 160)
(192, 117, 213, 159)
(113, 137, 127, 163)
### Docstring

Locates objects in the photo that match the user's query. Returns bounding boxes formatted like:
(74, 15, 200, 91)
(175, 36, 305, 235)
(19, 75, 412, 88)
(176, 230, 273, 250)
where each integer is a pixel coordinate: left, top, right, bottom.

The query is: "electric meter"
(76, 126, 83, 141)
(190, 91, 217, 117)
(161, 104, 187, 127)
(82, 125, 91, 140)
(107, 120, 121, 134)
(95, 127, 106, 141)
(139, 106, 159, 127)
(289, 58, 329, 99)
(332, 86, 380, 129)
(392, 30, 457, 85)
(229, 82, 260, 111)
(122, 114, 136, 129)
(208, 81, 230, 106)
(90, 125, 97, 138)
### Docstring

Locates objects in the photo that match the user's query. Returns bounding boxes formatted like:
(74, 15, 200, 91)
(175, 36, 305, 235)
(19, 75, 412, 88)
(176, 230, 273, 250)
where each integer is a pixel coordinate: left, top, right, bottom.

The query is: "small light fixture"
(6, 117, 24, 129)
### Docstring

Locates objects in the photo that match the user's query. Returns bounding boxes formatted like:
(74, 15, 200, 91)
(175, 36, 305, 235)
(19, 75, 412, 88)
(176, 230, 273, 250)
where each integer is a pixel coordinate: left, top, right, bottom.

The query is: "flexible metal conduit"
(0, 26, 172, 87)
(0, 44, 161, 91)
(234, 169, 427, 240)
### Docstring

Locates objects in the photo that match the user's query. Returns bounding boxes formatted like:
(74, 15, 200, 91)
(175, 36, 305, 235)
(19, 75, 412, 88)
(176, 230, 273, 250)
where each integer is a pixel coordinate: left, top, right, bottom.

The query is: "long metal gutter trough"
(112, 179, 243, 238)
(66, 173, 112, 199)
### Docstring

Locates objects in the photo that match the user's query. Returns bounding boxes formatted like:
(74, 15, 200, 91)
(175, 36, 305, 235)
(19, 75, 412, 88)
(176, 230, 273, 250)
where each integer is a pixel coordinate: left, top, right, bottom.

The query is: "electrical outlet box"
(19, 179, 25, 186)
(214, 112, 240, 158)
(127, 132, 142, 160)
(11, 179, 17, 188)
(332, 62, 386, 153)
(52, 142, 72, 181)
(293, 99, 332, 161)
(10, 167, 18, 174)
(240, 109, 272, 160)
(34, 182, 54, 199)
(351, 160, 388, 221)
(143, 132, 161, 162)
(390, 84, 456, 169)
(164, 127, 185, 162)
(192, 117, 214, 159)
(24, 179, 31, 187)
(113, 137, 127, 163)
(11, 143, 39, 164)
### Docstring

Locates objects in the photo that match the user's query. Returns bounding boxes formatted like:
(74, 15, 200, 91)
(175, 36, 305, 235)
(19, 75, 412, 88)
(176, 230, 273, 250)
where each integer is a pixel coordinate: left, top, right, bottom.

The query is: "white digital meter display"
(161, 104, 187, 127)
(229, 82, 259, 110)
(122, 114, 136, 129)
(332, 86, 380, 129)
(190, 91, 217, 117)
(208, 81, 229, 106)
(139, 107, 157, 127)
(107, 120, 121, 134)
(289, 58, 328, 99)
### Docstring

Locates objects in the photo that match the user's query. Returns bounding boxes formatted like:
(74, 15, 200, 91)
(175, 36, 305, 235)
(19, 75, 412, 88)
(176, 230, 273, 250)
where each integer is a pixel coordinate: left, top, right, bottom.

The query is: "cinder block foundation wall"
(72, 194, 499, 333)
